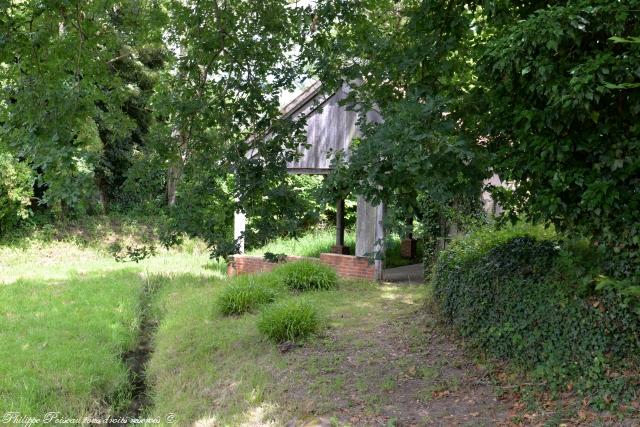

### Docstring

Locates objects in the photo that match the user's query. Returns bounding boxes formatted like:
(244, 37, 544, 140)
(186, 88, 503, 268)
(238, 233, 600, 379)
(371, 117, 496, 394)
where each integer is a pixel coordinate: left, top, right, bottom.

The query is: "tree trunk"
(166, 128, 188, 207)
(166, 162, 182, 207)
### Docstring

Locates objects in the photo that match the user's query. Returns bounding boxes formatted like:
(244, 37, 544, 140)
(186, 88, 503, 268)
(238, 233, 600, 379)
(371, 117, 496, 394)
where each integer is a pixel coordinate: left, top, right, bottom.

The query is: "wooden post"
(331, 198, 350, 254)
(400, 216, 417, 259)
(234, 210, 246, 254)
(336, 198, 345, 246)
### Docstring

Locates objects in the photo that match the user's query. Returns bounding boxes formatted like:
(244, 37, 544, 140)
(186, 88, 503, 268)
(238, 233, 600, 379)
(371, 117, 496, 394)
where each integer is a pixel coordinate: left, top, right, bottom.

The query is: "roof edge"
(279, 80, 323, 118)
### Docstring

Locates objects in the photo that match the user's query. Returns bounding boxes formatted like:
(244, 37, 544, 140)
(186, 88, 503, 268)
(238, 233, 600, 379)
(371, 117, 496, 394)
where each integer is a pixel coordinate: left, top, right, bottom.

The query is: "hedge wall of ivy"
(432, 225, 640, 408)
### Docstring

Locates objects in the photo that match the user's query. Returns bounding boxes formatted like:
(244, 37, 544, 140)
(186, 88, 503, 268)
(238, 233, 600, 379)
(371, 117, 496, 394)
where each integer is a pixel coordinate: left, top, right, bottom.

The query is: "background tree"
(94, 41, 168, 210)
(0, 151, 34, 233)
(148, 0, 318, 255)
(307, 0, 490, 251)
(0, 0, 166, 215)
(478, 0, 640, 277)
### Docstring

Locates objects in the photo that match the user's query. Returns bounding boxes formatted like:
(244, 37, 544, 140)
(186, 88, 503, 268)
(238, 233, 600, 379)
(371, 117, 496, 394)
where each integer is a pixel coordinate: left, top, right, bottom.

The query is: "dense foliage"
(433, 225, 640, 407)
(0, 1, 167, 212)
(0, 152, 33, 233)
(479, 0, 640, 278)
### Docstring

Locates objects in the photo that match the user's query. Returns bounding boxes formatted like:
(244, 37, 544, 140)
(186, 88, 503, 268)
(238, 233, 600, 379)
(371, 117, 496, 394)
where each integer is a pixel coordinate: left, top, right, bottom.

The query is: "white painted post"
(234, 210, 246, 254)
(374, 203, 385, 281)
(355, 196, 377, 257)
(355, 196, 385, 281)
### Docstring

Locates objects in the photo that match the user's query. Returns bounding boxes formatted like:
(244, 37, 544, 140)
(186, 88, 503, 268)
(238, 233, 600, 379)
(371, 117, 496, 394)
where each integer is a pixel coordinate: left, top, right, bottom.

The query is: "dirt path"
(280, 285, 512, 426)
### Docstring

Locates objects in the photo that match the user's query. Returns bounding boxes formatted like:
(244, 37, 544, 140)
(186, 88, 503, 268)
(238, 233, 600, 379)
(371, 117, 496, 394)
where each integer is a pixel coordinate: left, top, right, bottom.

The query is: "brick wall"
(227, 253, 376, 281)
(226, 255, 308, 276)
(318, 253, 375, 280)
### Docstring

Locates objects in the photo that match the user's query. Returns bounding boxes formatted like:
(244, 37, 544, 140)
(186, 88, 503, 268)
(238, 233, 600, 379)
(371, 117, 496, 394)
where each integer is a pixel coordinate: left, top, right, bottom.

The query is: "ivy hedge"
(432, 224, 640, 408)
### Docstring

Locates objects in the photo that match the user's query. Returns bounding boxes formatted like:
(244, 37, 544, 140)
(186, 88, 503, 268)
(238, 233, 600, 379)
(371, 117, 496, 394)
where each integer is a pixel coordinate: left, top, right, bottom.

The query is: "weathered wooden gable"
(283, 82, 381, 174)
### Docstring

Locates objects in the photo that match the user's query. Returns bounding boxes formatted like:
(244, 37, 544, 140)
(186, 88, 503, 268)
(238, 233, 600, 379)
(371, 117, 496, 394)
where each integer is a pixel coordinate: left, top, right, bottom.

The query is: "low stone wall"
(227, 253, 376, 281)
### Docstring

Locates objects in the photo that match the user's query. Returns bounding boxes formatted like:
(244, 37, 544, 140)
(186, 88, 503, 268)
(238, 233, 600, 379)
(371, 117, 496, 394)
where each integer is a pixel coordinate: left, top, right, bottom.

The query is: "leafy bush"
(480, 1, 640, 278)
(216, 274, 281, 316)
(258, 299, 321, 343)
(432, 224, 640, 408)
(274, 260, 337, 292)
(264, 252, 287, 263)
(0, 153, 34, 234)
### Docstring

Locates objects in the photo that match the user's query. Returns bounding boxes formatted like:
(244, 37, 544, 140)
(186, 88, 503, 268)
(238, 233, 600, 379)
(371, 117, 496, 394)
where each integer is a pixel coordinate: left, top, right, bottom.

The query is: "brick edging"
(227, 253, 375, 281)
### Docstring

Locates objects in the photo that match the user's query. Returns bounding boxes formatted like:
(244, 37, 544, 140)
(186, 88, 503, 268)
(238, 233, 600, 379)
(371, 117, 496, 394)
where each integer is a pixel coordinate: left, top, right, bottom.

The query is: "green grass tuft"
(274, 260, 337, 292)
(216, 273, 281, 316)
(258, 299, 322, 343)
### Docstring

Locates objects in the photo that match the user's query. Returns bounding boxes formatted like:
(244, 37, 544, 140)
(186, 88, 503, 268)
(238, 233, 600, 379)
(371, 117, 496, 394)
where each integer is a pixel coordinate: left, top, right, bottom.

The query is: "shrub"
(0, 153, 33, 234)
(273, 260, 337, 292)
(480, 1, 640, 279)
(432, 223, 640, 408)
(258, 299, 321, 343)
(216, 274, 280, 316)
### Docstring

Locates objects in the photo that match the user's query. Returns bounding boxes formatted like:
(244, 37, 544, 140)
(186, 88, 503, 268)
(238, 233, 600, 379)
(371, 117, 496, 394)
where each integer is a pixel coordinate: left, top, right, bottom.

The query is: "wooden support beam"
(374, 203, 385, 281)
(331, 198, 350, 254)
(336, 198, 345, 246)
(234, 210, 246, 254)
(401, 216, 416, 259)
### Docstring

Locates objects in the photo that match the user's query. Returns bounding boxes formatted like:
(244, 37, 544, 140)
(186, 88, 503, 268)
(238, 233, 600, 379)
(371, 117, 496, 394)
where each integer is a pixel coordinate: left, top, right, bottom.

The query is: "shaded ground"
(278, 285, 510, 427)
(148, 278, 639, 426)
(384, 263, 424, 284)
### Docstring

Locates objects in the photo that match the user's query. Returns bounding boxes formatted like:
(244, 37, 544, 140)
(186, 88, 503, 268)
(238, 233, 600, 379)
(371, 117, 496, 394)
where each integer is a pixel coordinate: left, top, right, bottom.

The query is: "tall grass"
(273, 260, 338, 291)
(247, 228, 356, 258)
(247, 228, 422, 268)
(258, 299, 322, 343)
(215, 274, 282, 315)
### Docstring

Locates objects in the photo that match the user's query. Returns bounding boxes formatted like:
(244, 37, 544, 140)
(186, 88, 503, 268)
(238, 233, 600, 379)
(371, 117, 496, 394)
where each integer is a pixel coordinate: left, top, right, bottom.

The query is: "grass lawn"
(0, 240, 224, 419)
(0, 267, 140, 416)
(145, 278, 429, 425)
(145, 278, 519, 426)
(2, 226, 635, 426)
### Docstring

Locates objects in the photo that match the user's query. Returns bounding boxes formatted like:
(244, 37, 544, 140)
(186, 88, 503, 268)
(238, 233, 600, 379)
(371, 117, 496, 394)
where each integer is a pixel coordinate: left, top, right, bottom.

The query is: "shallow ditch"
(112, 276, 162, 425)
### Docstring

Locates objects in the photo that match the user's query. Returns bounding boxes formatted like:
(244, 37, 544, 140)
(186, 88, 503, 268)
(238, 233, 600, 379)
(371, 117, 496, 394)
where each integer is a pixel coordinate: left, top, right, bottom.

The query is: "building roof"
(249, 81, 380, 174)
(279, 80, 323, 118)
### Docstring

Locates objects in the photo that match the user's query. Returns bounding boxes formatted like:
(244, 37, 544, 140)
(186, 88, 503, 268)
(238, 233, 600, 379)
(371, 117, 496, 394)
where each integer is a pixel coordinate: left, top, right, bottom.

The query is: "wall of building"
(283, 83, 384, 174)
